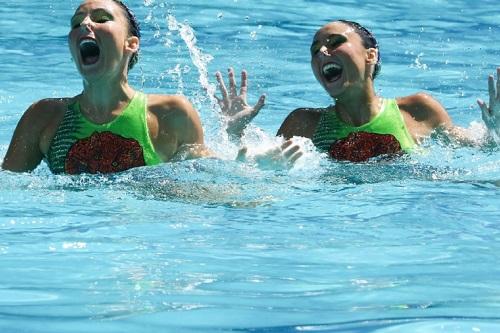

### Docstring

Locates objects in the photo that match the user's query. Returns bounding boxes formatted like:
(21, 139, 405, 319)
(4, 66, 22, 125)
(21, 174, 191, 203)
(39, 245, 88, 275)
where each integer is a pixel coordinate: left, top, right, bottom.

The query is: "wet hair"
(112, 0, 141, 70)
(338, 20, 381, 79)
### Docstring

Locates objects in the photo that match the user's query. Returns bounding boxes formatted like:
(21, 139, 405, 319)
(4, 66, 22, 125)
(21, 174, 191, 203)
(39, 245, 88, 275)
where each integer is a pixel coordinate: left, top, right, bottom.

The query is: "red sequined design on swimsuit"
(65, 131, 146, 174)
(329, 132, 402, 162)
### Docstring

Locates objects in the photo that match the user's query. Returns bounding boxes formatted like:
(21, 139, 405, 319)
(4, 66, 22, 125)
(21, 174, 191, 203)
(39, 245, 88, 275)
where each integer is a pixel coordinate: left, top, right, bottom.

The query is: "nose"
(319, 45, 331, 57)
(80, 16, 93, 31)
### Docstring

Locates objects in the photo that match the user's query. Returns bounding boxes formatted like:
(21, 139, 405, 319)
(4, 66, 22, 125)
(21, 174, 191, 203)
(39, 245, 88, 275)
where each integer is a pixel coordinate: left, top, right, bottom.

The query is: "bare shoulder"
(2, 97, 74, 172)
(147, 94, 196, 117)
(17, 97, 74, 141)
(277, 107, 325, 139)
(397, 92, 451, 128)
(23, 97, 72, 121)
(146, 94, 203, 149)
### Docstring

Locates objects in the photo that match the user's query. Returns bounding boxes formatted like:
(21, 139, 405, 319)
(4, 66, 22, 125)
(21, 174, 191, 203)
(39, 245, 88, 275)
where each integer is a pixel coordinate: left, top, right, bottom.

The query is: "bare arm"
(395, 92, 486, 146)
(397, 92, 452, 141)
(2, 100, 57, 172)
(148, 95, 213, 161)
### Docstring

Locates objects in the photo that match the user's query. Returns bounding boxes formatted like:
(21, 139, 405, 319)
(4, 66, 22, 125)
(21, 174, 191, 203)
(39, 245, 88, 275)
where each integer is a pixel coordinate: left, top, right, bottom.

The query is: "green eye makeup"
(70, 9, 113, 29)
(92, 11, 113, 23)
(71, 15, 83, 29)
(310, 34, 348, 56)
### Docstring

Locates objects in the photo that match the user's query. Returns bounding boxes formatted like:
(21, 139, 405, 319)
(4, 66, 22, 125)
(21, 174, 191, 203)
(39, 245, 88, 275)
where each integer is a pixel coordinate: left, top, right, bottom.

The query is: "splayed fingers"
(215, 71, 229, 109)
(215, 67, 266, 138)
(477, 67, 500, 137)
(228, 67, 238, 97)
(252, 140, 303, 169)
(281, 141, 303, 165)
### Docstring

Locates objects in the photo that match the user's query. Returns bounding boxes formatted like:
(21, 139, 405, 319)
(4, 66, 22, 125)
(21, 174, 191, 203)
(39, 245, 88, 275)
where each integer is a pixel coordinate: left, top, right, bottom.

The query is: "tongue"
(80, 43, 100, 66)
(83, 55, 99, 66)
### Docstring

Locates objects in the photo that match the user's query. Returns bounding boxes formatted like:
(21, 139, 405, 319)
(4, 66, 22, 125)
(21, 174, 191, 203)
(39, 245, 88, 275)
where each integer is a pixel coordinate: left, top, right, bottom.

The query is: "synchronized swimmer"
(217, 20, 500, 162)
(2, 0, 212, 174)
(1, 1, 499, 174)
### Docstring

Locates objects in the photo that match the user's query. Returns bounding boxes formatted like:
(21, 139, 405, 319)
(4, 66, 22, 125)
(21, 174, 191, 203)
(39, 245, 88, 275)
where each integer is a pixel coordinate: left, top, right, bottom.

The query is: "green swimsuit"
(46, 92, 162, 174)
(312, 98, 416, 162)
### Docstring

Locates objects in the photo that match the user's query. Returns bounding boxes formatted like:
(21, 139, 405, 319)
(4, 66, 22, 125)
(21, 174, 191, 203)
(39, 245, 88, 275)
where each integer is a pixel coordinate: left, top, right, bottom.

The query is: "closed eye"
(70, 14, 83, 29)
(310, 35, 347, 56)
(92, 11, 113, 24)
(310, 42, 321, 56)
(69, 9, 113, 29)
(325, 35, 347, 49)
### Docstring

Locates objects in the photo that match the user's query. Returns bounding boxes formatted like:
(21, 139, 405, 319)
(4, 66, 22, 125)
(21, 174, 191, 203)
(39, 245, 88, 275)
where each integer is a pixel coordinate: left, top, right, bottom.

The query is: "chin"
(322, 82, 344, 99)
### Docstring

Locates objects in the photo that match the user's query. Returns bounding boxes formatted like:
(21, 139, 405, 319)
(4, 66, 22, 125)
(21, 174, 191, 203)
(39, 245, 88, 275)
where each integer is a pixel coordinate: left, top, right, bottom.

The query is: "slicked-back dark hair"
(113, 0, 141, 70)
(338, 20, 381, 79)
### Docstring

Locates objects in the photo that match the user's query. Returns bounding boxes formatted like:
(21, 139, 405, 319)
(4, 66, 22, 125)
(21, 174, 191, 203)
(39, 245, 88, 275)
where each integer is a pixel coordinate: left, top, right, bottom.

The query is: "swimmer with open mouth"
(2, 0, 213, 174)
(218, 20, 500, 162)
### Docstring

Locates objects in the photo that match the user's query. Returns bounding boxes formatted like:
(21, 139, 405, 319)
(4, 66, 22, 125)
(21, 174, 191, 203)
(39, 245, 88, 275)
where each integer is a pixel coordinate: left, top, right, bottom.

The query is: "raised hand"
(215, 68, 266, 138)
(477, 67, 500, 141)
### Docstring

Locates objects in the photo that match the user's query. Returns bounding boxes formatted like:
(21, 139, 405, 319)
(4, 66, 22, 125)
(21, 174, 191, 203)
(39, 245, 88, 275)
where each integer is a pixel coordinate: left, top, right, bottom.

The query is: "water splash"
(164, 14, 237, 156)
(166, 15, 217, 108)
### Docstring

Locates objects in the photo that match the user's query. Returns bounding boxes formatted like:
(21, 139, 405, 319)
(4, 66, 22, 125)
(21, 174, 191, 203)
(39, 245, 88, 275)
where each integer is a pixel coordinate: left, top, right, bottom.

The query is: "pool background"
(0, 0, 499, 332)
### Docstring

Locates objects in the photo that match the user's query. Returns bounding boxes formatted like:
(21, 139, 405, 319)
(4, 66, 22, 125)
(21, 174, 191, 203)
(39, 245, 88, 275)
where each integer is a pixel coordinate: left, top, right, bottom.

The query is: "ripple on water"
(0, 289, 59, 305)
(235, 317, 500, 333)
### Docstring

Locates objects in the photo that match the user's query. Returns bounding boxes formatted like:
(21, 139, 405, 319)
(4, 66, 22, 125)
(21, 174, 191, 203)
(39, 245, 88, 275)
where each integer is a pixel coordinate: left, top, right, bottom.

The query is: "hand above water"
(215, 68, 266, 139)
(236, 139, 303, 170)
(477, 67, 500, 142)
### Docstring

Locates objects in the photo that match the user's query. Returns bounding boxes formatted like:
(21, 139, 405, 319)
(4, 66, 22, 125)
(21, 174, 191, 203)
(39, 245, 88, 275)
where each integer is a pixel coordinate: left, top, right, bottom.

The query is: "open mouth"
(79, 38, 100, 66)
(322, 63, 343, 82)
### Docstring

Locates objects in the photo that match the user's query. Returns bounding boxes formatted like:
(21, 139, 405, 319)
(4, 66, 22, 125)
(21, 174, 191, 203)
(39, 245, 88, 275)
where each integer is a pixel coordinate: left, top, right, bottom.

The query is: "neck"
(333, 81, 381, 126)
(79, 74, 135, 124)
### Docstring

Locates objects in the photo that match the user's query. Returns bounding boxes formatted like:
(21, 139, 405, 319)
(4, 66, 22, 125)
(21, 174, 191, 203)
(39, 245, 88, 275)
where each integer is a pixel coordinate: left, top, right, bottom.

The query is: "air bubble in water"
(164, 38, 174, 48)
(145, 11, 153, 24)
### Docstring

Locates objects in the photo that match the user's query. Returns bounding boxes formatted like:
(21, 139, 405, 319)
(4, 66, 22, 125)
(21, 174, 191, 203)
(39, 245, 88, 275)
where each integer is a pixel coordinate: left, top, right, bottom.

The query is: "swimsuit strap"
(46, 102, 80, 174)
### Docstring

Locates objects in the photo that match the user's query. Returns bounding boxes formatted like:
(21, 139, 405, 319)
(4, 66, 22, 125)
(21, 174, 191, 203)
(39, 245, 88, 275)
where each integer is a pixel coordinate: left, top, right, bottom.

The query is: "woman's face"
(310, 21, 372, 98)
(68, 0, 136, 79)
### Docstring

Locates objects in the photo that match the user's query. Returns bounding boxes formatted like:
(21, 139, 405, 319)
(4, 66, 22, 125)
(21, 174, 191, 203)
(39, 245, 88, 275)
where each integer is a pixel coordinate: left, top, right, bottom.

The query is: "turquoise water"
(1, 1, 499, 332)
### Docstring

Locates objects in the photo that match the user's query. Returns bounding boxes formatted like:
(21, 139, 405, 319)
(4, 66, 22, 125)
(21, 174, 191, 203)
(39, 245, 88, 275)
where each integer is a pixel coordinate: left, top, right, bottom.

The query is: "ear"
(366, 47, 378, 65)
(125, 36, 140, 54)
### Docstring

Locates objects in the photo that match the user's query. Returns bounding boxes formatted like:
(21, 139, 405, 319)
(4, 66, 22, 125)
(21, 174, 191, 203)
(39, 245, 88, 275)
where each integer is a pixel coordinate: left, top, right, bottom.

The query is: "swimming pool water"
(0, 1, 499, 332)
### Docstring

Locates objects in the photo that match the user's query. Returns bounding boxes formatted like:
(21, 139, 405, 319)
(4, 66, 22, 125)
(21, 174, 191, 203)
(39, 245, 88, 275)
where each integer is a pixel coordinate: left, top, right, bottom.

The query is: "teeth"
(322, 63, 342, 75)
(79, 38, 97, 47)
